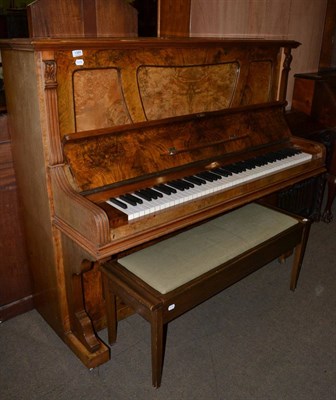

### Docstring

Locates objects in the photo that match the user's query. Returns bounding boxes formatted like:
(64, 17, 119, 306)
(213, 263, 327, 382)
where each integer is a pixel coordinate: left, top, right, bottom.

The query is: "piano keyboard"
(106, 149, 312, 220)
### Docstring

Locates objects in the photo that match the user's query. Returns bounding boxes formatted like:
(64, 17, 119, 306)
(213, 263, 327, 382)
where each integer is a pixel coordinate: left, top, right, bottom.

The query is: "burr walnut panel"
(63, 104, 292, 192)
(241, 61, 272, 105)
(73, 68, 132, 131)
(137, 63, 239, 119)
(54, 41, 292, 137)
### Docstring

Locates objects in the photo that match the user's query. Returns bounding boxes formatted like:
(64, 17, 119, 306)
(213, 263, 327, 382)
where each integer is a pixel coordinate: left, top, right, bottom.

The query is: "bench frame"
(100, 206, 311, 388)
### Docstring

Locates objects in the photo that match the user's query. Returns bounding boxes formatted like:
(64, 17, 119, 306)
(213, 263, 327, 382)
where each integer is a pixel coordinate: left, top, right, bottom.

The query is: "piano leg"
(61, 235, 110, 368)
(71, 260, 102, 353)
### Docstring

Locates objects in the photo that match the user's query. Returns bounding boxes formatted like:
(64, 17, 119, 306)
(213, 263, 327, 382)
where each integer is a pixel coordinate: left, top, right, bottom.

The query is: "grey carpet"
(1, 207, 335, 400)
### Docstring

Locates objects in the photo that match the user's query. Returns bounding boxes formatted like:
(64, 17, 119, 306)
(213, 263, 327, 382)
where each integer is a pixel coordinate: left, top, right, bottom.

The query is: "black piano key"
(252, 156, 268, 166)
(180, 179, 195, 189)
(240, 160, 255, 170)
(225, 164, 239, 172)
(109, 198, 128, 209)
(184, 175, 206, 185)
(146, 188, 164, 198)
(241, 160, 255, 170)
(128, 193, 144, 204)
(169, 179, 194, 190)
(120, 194, 143, 206)
(197, 171, 222, 181)
(135, 190, 153, 201)
(267, 152, 280, 162)
(212, 168, 232, 177)
(154, 184, 177, 195)
(167, 180, 188, 191)
(232, 161, 247, 172)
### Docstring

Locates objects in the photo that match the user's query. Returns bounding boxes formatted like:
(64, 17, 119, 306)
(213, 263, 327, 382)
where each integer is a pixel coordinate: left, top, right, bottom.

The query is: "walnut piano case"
(0, 34, 325, 369)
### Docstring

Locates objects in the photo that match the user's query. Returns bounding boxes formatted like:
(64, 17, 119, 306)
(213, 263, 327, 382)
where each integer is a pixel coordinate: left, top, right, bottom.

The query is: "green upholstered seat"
(118, 203, 298, 294)
(102, 202, 310, 388)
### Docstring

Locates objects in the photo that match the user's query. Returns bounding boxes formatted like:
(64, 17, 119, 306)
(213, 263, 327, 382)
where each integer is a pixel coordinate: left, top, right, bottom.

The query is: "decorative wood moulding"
(43, 60, 57, 89)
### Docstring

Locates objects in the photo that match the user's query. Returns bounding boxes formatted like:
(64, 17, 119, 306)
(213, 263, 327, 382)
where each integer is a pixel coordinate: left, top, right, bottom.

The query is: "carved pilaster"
(44, 60, 57, 88)
(279, 47, 293, 102)
(43, 59, 64, 165)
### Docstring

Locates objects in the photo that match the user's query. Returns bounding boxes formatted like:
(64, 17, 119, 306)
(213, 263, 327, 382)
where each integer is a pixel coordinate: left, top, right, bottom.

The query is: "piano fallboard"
(53, 103, 325, 258)
(63, 102, 293, 192)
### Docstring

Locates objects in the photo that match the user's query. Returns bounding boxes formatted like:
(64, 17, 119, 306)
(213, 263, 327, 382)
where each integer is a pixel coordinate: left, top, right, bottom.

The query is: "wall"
(189, 0, 328, 106)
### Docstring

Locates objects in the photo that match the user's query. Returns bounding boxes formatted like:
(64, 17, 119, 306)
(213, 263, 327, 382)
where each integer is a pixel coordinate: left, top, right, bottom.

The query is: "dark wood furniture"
(291, 71, 336, 222)
(158, 0, 191, 37)
(318, 0, 336, 71)
(0, 2, 32, 321)
(27, 0, 137, 38)
(0, 0, 325, 369)
(0, 112, 32, 322)
(287, 0, 336, 222)
(101, 203, 311, 387)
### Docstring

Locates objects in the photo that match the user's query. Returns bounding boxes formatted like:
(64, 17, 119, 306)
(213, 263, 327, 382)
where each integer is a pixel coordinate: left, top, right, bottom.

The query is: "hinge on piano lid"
(166, 114, 206, 156)
(168, 147, 177, 156)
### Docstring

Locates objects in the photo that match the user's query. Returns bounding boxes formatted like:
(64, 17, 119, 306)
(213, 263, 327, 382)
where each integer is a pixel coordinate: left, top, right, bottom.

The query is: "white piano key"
(106, 151, 312, 220)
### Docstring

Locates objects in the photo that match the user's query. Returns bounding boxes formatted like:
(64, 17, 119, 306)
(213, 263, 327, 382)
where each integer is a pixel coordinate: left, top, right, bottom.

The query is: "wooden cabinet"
(0, 112, 32, 322)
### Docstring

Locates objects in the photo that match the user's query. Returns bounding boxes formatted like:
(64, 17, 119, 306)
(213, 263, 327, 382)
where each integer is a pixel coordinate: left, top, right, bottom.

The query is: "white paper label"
(75, 59, 84, 66)
(168, 304, 175, 311)
(72, 49, 83, 57)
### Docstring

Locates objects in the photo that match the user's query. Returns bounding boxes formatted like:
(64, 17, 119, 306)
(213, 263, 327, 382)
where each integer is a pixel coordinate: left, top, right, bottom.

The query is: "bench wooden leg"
(278, 249, 293, 264)
(150, 310, 164, 388)
(102, 273, 118, 345)
(322, 173, 336, 222)
(290, 219, 312, 291)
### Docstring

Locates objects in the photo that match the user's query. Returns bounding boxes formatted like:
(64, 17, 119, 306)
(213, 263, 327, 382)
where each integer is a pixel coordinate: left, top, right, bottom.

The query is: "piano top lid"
(0, 36, 301, 51)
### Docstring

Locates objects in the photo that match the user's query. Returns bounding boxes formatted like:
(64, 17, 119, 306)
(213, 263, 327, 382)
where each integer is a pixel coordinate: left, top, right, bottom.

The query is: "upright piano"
(0, 17, 326, 368)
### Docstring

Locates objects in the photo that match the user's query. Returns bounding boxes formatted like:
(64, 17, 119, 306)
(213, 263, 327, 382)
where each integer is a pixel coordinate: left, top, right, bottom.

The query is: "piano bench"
(100, 203, 311, 388)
